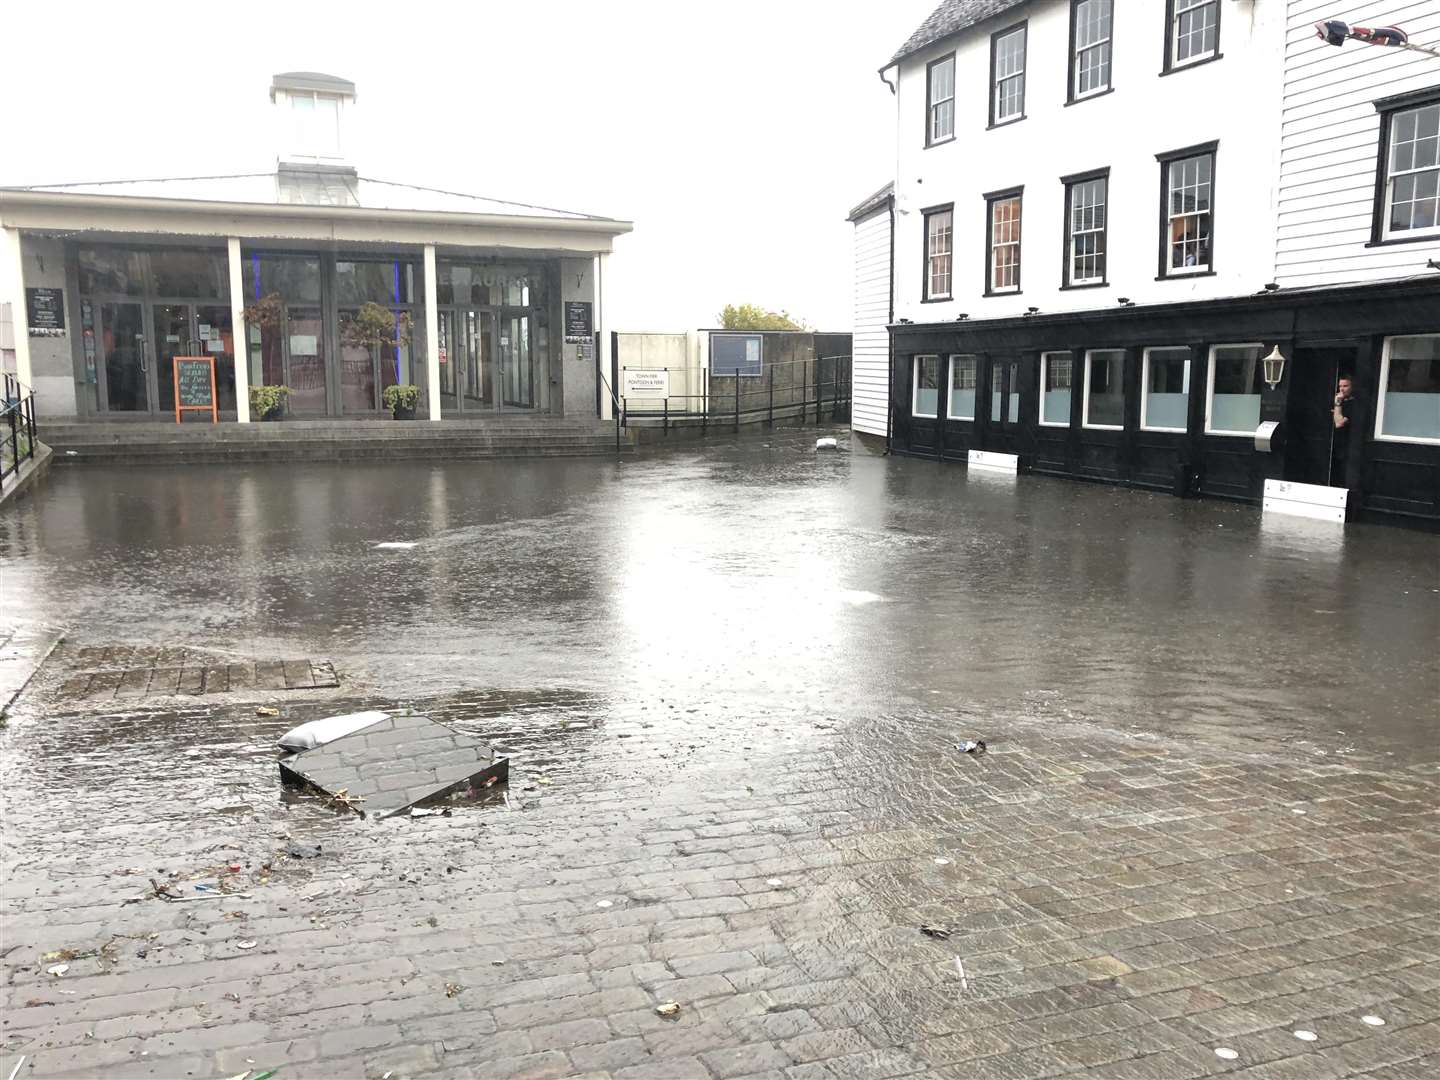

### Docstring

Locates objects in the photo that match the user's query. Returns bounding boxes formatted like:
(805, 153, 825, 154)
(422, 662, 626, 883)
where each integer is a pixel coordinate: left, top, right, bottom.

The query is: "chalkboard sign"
(711, 333, 763, 377)
(564, 301, 593, 343)
(26, 287, 65, 335)
(173, 356, 217, 423)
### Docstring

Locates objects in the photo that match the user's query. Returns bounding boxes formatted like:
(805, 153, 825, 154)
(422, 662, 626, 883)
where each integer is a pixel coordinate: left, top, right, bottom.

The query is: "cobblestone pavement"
(2, 696, 1437, 1080)
(2, 437, 1438, 1078)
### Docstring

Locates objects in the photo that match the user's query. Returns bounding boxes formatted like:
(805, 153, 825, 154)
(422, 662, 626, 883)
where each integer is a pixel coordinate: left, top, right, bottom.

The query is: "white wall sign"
(623, 369, 669, 399)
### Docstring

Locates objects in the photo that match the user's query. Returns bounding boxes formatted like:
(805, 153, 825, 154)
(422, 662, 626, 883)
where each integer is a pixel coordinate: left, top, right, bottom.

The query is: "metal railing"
(618, 355, 851, 436)
(596, 365, 625, 453)
(1, 373, 39, 491)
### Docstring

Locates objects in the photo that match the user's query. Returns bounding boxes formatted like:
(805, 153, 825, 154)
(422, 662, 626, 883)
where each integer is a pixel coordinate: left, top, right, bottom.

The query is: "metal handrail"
(1, 373, 39, 490)
(596, 365, 625, 453)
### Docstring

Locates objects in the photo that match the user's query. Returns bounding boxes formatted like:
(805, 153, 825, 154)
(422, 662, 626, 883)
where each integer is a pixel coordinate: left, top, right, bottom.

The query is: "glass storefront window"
(1040, 352, 1072, 426)
(151, 250, 227, 299)
(913, 355, 939, 417)
(1206, 344, 1264, 435)
(79, 248, 145, 295)
(1084, 349, 1125, 429)
(948, 355, 976, 420)
(1377, 334, 1440, 443)
(243, 253, 321, 303)
(1142, 347, 1190, 432)
(335, 260, 414, 305)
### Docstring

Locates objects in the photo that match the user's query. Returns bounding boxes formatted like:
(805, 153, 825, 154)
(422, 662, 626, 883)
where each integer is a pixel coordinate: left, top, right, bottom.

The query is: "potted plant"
(341, 301, 414, 417)
(250, 384, 291, 421)
(382, 383, 421, 420)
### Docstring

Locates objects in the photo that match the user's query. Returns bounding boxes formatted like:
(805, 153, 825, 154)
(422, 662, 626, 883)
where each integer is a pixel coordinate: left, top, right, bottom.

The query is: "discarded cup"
(236, 940, 257, 951)
(956, 739, 987, 755)
(45, 963, 68, 978)
(655, 1001, 681, 1018)
(1361, 1015, 1385, 1026)
(919, 925, 951, 940)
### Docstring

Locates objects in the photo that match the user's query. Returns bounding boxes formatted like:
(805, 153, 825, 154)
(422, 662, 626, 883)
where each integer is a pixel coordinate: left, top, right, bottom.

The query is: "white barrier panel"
(1262, 478, 1347, 524)
(968, 450, 1019, 473)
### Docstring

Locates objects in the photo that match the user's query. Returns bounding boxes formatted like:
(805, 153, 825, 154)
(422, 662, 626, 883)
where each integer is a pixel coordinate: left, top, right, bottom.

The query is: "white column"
(424, 244, 441, 421)
(227, 238, 250, 422)
(2, 227, 32, 390)
(596, 251, 611, 421)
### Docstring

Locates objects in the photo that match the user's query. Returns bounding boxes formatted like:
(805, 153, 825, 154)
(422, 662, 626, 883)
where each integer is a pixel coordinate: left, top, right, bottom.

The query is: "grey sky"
(1, 0, 937, 331)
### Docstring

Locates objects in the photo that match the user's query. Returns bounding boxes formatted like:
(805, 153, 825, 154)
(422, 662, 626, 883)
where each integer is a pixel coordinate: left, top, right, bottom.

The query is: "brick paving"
(54, 647, 339, 700)
(2, 703, 1437, 1079)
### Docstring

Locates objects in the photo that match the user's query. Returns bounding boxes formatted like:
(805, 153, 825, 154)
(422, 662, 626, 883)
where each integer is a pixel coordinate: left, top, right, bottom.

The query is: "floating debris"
(278, 712, 508, 819)
(1362, 1015, 1386, 1027)
(45, 964, 68, 978)
(766, 878, 784, 887)
(956, 739, 987, 755)
(1294, 1030, 1318, 1042)
(1214, 1048, 1239, 1060)
(255, 707, 280, 718)
(933, 857, 951, 866)
(236, 940, 257, 951)
(375, 541, 417, 550)
(596, 900, 614, 908)
(919, 925, 951, 940)
(654, 1001, 681, 1018)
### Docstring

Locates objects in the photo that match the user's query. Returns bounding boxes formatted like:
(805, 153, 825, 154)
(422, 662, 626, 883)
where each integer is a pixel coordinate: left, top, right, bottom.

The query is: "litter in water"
(956, 739, 987, 755)
(933, 857, 951, 866)
(285, 842, 323, 859)
(1293, 1030, 1318, 1041)
(255, 707, 280, 718)
(954, 957, 968, 991)
(919, 925, 951, 940)
(596, 900, 614, 908)
(815, 437, 838, 450)
(655, 1001, 682, 1018)
(375, 541, 418, 550)
(45, 964, 68, 978)
(766, 878, 784, 887)
(1362, 1015, 1386, 1026)
(445, 982, 463, 998)
(410, 807, 452, 818)
(1214, 1048, 1238, 1060)
(236, 940, 257, 950)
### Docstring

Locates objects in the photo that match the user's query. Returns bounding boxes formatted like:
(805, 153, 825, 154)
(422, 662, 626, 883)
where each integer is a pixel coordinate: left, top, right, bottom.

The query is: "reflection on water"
(2, 431, 1437, 767)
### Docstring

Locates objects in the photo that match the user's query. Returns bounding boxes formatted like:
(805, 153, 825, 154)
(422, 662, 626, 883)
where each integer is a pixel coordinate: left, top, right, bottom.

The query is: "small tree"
(717, 304, 807, 331)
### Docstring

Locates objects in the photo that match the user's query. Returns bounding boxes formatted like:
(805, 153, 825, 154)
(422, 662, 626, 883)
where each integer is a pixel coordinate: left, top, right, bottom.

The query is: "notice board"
(710, 333, 763, 376)
(564, 301, 593, 343)
(173, 356, 217, 423)
(26, 287, 65, 336)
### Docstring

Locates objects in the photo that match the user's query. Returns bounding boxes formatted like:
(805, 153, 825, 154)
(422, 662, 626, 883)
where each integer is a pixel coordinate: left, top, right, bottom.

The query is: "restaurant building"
(861, 1, 1440, 526)
(0, 72, 630, 426)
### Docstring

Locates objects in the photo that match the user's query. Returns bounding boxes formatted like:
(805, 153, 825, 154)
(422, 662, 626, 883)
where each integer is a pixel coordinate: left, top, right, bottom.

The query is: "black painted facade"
(888, 278, 1440, 526)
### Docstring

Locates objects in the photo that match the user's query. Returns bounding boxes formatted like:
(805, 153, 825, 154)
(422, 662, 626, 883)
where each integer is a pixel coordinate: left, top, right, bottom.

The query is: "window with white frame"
(1072, 0, 1113, 99)
(1380, 100, 1440, 240)
(1066, 175, 1107, 285)
(1040, 352, 1073, 426)
(927, 55, 956, 145)
(948, 355, 977, 419)
(1376, 334, 1440, 443)
(1083, 349, 1125, 429)
(991, 24, 1027, 125)
(987, 193, 1022, 293)
(913, 355, 940, 417)
(1168, 0, 1219, 69)
(1161, 148, 1214, 275)
(1205, 344, 1264, 435)
(1141, 347, 1190, 431)
(924, 207, 953, 300)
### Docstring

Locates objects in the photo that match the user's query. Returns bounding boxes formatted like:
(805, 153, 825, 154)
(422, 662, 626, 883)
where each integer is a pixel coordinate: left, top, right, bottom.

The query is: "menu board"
(26, 288, 65, 335)
(172, 356, 217, 423)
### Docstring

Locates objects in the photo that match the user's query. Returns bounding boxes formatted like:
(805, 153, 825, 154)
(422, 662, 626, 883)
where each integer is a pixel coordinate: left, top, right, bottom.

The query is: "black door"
(1286, 346, 1352, 486)
(985, 356, 1022, 453)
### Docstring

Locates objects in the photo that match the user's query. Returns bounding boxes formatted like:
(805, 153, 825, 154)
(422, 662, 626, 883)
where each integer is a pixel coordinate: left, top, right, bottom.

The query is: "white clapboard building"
(852, 0, 1440, 526)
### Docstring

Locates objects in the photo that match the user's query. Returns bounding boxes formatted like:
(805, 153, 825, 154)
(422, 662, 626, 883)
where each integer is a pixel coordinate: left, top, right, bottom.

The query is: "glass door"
(100, 302, 149, 413)
(467, 310, 495, 410)
(499, 312, 534, 409)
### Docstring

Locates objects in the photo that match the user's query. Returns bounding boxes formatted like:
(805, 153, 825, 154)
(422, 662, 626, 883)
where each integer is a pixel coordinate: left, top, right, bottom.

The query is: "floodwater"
(1, 428, 1438, 858)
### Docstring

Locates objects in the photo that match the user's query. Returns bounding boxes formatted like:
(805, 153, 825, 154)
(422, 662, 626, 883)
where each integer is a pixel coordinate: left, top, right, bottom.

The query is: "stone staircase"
(40, 416, 634, 464)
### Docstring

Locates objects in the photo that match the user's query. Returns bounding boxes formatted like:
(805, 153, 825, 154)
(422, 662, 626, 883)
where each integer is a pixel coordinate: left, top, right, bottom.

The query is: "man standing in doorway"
(1331, 374, 1362, 489)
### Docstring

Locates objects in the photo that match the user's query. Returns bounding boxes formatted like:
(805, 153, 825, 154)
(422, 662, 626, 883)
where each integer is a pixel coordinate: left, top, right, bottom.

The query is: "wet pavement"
(1, 428, 1438, 1079)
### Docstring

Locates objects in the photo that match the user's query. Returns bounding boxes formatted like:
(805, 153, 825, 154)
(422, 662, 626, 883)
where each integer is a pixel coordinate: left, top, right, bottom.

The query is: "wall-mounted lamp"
(1264, 282, 1279, 292)
(1262, 345, 1286, 390)
(1117, 297, 1130, 305)
(956, 313, 970, 321)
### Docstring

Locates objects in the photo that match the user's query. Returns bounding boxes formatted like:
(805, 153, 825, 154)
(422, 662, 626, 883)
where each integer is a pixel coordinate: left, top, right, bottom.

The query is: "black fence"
(1, 373, 38, 491)
(620, 355, 851, 436)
